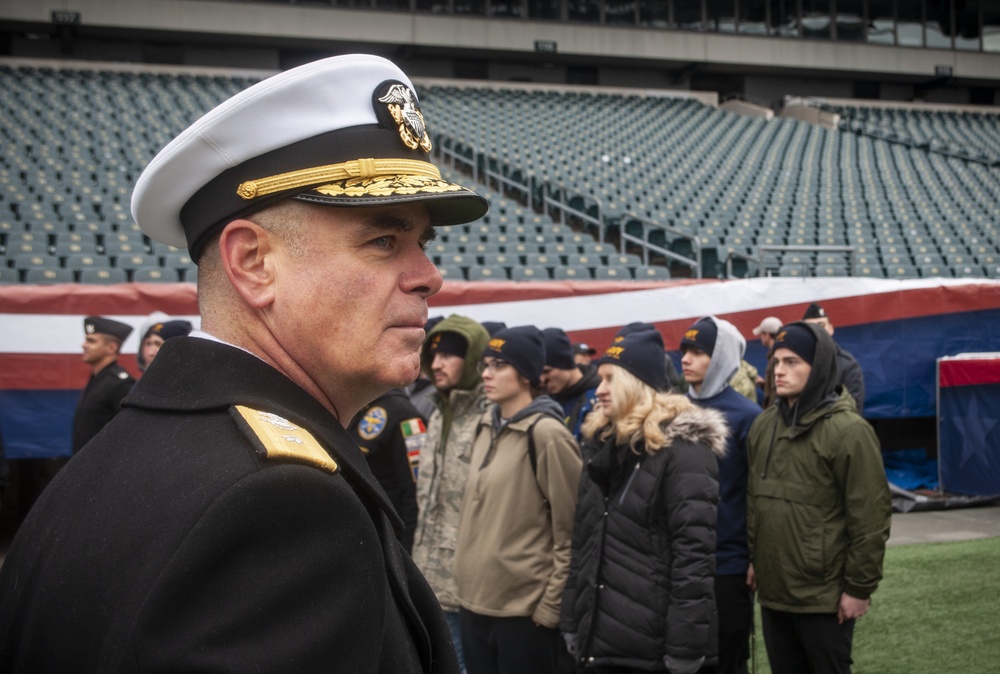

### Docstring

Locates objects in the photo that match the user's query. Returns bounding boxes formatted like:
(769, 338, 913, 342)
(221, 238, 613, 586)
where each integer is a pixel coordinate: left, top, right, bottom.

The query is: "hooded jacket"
(561, 403, 728, 670)
(747, 322, 891, 614)
(686, 317, 762, 576)
(411, 315, 490, 612)
(454, 396, 582, 628)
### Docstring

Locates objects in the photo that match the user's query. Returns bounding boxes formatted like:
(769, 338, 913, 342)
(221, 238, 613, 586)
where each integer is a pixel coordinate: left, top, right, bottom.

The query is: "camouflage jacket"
(730, 359, 759, 402)
(411, 383, 488, 611)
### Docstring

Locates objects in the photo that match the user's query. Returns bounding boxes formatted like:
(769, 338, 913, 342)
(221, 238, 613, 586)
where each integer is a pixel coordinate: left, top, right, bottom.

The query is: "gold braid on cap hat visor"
(236, 158, 442, 200)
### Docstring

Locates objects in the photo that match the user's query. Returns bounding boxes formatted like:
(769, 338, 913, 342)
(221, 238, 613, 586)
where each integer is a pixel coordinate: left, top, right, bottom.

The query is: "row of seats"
(1, 65, 997, 283)
(0, 266, 194, 284)
(437, 264, 671, 281)
(421, 84, 997, 279)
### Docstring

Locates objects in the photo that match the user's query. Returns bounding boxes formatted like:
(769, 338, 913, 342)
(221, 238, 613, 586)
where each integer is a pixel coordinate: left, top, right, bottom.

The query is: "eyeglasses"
(477, 359, 511, 374)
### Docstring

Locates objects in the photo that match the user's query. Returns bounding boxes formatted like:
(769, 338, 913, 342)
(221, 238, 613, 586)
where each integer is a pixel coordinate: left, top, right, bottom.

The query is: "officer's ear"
(217, 218, 277, 310)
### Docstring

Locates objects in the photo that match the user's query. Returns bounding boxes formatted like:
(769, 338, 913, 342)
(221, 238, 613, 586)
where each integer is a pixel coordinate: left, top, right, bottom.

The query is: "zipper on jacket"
(617, 456, 643, 506)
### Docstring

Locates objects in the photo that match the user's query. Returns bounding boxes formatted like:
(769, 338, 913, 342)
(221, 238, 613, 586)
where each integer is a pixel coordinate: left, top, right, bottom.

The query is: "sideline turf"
(750, 536, 1000, 674)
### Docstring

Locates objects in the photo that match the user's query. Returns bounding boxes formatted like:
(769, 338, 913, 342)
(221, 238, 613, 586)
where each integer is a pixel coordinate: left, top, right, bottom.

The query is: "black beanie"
(482, 326, 546, 386)
(614, 321, 657, 340)
(773, 323, 817, 365)
(598, 328, 667, 391)
(428, 331, 468, 358)
(542, 327, 576, 370)
(481, 321, 508, 336)
(680, 317, 718, 356)
(802, 302, 827, 320)
(143, 319, 193, 343)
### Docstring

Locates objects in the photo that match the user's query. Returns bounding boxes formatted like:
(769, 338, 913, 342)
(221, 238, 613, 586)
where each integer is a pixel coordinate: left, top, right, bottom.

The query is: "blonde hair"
(581, 364, 696, 454)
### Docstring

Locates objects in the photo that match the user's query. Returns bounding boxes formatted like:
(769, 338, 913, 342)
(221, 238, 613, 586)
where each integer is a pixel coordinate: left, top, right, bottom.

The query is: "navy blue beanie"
(482, 325, 546, 386)
(143, 319, 193, 343)
(542, 327, 576, 370)
(773, 323, 817, 365)
(598, 328, 667, 391)
(614, 321, 657, 339)
(481, 321, 508, 336)
(680, 317, 718, 356)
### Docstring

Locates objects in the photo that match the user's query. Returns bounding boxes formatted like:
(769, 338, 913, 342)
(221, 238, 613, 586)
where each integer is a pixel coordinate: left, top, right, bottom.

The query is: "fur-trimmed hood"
(662, 405, 729, 458)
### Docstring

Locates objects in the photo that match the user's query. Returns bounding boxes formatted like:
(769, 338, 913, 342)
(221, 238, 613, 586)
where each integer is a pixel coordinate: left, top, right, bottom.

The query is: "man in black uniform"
(0, 54, 487, 672)
(802, 302, 866, 414)
(72, 315, 134, 453)
(351, 387, 426, 553)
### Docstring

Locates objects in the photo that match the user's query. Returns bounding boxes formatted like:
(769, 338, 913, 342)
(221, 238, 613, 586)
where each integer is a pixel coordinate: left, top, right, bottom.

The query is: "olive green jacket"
(747, 323, 891, 614)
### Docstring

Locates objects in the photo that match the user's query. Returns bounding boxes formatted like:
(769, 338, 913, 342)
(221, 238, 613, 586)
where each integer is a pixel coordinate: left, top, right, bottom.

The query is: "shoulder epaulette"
(233, 405, 339, 474)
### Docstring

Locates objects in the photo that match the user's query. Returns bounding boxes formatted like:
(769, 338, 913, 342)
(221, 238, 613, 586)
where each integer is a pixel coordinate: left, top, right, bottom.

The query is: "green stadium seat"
(633, 265, 671, 280)
(25, 268, 74, 284)
(468, 265, 510, 281)
(510, 266, 549, 281)
(593, 267, 632, 280)
(132, 267, 180, 283)
(553, 266, 592, 280)
(79, 268, 127, 284)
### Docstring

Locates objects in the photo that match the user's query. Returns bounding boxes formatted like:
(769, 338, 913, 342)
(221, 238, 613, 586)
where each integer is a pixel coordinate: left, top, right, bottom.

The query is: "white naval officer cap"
(131, 53, 488, 261)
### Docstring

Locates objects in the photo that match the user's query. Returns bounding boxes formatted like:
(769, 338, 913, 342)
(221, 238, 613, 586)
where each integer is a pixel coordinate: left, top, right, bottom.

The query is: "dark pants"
(700, 574, 754, 674)
(460, 608, 560, 674)
(760, 607, 855, 674)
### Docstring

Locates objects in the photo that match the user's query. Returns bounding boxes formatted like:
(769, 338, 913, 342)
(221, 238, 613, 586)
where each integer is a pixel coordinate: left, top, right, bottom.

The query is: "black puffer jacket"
(561, 406, 727, 671)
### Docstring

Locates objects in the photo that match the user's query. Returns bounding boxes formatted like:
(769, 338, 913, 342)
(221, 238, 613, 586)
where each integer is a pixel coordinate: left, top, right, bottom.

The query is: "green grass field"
(749, 537, 1000, 674)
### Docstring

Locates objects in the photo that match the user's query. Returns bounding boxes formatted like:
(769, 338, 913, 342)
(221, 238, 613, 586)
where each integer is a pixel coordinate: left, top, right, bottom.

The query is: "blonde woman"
(561, 326, 727, 674)
(455, 326, 583, 674)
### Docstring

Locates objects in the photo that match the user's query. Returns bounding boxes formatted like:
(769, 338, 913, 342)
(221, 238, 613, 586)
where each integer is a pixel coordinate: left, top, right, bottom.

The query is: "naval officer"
(72, 315, 135, 453)
(0, 54, 488, 672)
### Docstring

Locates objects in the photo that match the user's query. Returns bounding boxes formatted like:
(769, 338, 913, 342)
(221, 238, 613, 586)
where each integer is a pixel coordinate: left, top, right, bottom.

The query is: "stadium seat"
(479, 253, 517, 268)
(25, 268, 74, 284)
(436, 264, 465, 280)
(104, 241, 148, 257)
(633, 265, 671, 280)
(0, 267, 21, 284)
(593, 267, 632, 280)
(132, 267, 180, 283)
(510, 266, 549, 281)
(467, 265, 509, 281)
(12, 253, 59, 271)
(79, 268, 128, 284)
(553, 266, 592, 280)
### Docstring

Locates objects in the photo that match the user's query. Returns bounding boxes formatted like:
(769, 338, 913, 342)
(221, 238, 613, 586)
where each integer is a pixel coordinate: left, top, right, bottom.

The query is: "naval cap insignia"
(376, 81, 432, 153)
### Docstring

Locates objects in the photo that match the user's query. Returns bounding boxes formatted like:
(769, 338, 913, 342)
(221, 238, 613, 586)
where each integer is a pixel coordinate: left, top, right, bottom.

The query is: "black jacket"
(0, 337, 459, 673)
(350, 388, 425, 553)
(561, 406, 727, 671)
(835, 343, 866, 414)
(72, 360, 134, 453)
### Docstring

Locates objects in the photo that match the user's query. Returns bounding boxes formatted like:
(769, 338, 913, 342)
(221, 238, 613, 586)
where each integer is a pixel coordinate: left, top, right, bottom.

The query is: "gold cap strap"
(236, 157, 442, 200)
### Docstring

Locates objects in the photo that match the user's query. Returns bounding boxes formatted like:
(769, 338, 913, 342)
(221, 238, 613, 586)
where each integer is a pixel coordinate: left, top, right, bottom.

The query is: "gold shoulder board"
(233, 405, 339, 474)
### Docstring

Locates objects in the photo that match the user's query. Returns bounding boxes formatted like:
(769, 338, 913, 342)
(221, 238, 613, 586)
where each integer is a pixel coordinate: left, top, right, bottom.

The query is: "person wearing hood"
(540, 327, 600, 442)
(412, 314, 492, 671)
(136, 315, 194, 372)
(454, 326, 582, 674)
(746, 322, 891, 674)
(561, 329, 727, 674)
(681, 317, 762, 674)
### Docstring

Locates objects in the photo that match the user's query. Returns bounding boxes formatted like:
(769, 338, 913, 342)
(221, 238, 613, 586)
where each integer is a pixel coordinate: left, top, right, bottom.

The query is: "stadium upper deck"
(0, 61, 997, 283)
